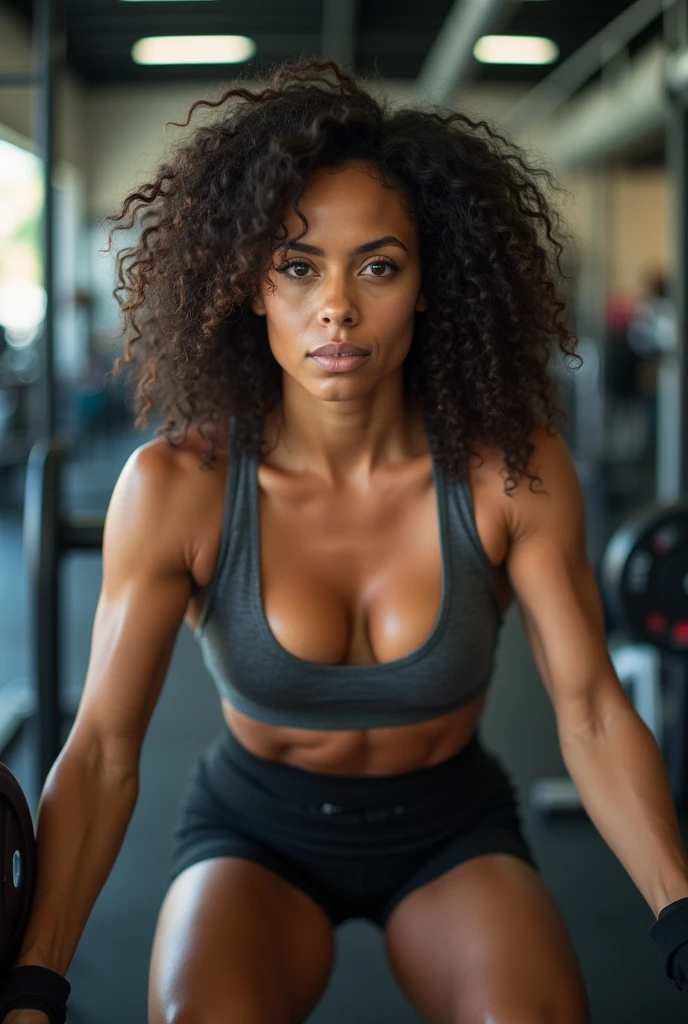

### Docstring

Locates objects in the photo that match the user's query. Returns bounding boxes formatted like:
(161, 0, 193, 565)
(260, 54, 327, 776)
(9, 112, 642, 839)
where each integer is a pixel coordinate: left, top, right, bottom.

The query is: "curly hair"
(103, 57, 581, 494)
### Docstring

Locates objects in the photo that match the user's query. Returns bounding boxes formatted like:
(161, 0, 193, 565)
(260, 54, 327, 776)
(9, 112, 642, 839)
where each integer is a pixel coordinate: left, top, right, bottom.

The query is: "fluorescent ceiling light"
(122, 1, 218, 3)
(132, 35, 256, 65)
(474, 35, 559, 65)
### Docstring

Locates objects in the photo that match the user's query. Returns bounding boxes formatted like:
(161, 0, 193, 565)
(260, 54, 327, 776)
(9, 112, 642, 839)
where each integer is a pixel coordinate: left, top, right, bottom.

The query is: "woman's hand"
(1, 1011, 50, 1024)
(650, 897, 688, 993)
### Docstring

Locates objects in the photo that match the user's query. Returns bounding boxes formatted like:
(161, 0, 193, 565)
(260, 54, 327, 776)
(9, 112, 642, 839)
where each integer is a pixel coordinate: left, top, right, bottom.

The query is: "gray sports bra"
(194, 421, 505, 730)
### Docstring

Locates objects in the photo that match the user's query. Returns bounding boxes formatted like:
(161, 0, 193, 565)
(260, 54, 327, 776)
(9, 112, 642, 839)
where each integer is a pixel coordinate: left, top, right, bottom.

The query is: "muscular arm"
(505, 426, 688, 918)
(14, 442, 194, 974)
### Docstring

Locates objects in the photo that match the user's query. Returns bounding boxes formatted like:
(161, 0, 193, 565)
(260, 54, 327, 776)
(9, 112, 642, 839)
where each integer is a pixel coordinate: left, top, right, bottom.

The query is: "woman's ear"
(415, 291, 427, 313)
(251, 294, 266, 316)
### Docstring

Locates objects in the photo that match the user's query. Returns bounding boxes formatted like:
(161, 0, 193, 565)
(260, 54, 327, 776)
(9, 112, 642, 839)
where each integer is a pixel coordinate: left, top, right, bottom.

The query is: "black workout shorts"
(168, 723, 539, 929)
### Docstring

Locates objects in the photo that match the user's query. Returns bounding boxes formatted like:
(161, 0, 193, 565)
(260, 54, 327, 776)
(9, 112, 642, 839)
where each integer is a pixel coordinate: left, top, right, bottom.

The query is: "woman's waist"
(183, 717, 518, 856)
(204, 702, 510, 819)
(220, 694, 487, 777)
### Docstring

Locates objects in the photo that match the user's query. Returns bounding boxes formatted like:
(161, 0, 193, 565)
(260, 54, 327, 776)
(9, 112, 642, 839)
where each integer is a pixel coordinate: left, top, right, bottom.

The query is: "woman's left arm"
(504, 425, 688, 919)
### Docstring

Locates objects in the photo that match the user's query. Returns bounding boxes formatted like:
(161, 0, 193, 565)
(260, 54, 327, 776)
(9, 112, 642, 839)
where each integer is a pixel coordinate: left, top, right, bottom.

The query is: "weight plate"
(601, 499, 688, 655)
(0, 763, 36, 980)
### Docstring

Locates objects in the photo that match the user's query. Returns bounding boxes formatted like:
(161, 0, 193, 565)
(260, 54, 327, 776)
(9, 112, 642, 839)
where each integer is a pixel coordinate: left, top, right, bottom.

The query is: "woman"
(3, 58, 688, 1024)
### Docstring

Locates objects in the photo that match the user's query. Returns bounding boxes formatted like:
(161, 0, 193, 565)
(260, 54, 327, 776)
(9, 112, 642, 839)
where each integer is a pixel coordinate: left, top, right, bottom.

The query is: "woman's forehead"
(281, 165, 416, 240)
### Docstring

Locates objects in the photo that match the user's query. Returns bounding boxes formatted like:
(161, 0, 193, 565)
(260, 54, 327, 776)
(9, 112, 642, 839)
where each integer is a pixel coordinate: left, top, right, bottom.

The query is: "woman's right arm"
(3, 442, 195, 1022)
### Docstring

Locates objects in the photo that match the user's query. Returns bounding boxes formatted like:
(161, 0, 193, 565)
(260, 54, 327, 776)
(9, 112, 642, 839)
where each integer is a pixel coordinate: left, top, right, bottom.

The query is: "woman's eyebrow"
(279, 236, 409, 257)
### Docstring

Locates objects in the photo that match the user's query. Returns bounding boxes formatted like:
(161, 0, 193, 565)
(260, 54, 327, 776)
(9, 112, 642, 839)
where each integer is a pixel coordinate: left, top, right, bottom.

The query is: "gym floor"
(1, 427, 686, 1023)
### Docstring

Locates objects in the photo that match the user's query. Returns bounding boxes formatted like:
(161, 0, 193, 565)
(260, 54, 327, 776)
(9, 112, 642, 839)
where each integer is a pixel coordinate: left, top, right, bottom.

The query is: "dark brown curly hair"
(103, 57, 581, 494)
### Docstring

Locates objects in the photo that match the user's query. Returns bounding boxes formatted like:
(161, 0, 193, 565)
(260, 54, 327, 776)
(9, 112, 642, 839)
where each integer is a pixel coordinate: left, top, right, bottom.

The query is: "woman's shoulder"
(467, 421, 563, 481)
(462, 422, 565, 557)
(118, 427, 230, 571)
(131, 423, 229, 477)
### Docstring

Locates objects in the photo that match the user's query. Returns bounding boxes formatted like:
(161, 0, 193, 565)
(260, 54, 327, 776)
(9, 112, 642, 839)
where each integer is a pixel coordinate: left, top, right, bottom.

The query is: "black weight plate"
(601, 499, 688, 655)
(0, 763, 36, 980)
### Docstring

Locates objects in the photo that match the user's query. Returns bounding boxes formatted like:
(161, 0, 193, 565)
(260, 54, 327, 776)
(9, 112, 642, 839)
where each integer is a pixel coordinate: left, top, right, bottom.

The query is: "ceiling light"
(132, 35, 256, 65)
(122, 1, 218, 3)
(474, 35, 559, 65)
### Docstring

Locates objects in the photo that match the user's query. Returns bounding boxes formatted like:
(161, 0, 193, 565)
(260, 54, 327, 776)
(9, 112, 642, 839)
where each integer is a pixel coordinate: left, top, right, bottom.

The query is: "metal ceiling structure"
(3, 0, 644, 89)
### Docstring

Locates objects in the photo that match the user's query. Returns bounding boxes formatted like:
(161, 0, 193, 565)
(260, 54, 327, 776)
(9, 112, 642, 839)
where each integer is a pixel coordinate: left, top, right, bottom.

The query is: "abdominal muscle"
(219, 694, 489, 776)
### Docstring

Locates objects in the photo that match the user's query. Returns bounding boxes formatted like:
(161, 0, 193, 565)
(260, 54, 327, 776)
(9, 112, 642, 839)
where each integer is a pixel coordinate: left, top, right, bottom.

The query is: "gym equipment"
(0, 763, 36, 982)
(22, 439, 104, 789)
(601, 500, 688, 656)
(601, 500, 688, 804)
(531, 499, 688, 814)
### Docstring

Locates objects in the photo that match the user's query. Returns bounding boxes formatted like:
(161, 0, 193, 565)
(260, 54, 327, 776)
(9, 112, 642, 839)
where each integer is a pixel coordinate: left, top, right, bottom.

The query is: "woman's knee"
(150, 961, 293, 1024)
(454, 1001, 589, 1024)
(153, 993, 291, 1024)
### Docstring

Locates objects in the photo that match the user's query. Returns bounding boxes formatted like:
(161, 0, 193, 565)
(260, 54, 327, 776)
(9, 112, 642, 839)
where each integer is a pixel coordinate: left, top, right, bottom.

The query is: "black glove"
(0, 966, 71, 1024)
(650, 897, 688, 992)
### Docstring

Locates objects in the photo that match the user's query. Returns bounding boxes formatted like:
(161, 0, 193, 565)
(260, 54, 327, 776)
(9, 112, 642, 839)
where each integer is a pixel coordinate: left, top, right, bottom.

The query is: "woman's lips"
(308, 353, 370, 372)
(310, 343, 369, 356)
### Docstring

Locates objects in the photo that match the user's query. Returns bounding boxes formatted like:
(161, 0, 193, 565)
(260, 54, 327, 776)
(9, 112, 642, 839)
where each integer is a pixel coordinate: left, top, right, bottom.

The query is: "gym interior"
(1, 0, 688, 1020)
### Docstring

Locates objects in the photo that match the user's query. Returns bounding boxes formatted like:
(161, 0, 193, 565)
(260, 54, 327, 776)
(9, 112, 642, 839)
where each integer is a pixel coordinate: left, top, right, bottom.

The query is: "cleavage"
(256, 458, 443, 667)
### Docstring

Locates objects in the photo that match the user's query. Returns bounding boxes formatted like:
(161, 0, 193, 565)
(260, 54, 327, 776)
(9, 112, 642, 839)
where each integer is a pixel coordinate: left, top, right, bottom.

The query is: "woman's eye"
(279, 261, 312, 278)
(363, 260, 399, 277)
(276, 258, 400, 280)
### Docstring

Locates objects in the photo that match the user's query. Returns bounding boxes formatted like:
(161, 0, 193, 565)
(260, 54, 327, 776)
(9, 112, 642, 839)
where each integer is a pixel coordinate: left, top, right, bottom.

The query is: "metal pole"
(33, 0, 57, 439)
(662, 0, 688, 499)
(662, 654, 688, 806)
(24, 441, 64, 790)
(321, 0, 360, 70)
(413, 0, 513, 103)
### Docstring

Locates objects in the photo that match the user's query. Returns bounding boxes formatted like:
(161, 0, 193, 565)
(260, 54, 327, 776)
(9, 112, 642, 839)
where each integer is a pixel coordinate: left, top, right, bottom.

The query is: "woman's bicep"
(63, 443, 194, 773)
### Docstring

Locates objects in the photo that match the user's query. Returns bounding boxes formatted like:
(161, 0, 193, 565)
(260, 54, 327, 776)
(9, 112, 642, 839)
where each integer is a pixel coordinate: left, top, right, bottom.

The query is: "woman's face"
(251, 161, 426, 401)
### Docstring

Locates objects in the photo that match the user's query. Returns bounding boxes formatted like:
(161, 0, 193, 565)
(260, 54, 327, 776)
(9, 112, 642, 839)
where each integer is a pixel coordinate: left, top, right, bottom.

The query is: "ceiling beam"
(504, 0, 664, 132)
(322, 0, 361, 70)
(522, 41, 666, 170)
(413, 0, 517, 104)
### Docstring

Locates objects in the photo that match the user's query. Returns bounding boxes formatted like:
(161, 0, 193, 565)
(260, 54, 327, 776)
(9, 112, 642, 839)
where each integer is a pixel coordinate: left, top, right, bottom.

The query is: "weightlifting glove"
(650, 897, 688, 992)
(0, 966, 71, 1024)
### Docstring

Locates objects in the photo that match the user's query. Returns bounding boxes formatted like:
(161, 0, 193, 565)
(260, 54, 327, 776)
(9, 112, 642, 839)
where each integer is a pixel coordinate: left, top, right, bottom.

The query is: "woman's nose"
(318, 307, 357, 327)
(317, 292, 358, 328)
(316, 272, 359, 328)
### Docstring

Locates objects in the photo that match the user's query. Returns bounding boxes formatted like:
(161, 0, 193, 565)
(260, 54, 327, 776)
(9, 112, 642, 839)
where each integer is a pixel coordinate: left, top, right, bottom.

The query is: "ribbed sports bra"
(194, 420, 505, 730)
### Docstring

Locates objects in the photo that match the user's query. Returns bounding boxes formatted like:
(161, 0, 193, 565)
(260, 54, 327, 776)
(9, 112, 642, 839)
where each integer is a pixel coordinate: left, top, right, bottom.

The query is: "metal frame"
(23, 440, 61, 786)
(413, 0, 515, 103)
(322, 0, 361, 70)
(504, 0, 666, 132)
(663, 91, 688, 500)
(22, 441, 104, 789)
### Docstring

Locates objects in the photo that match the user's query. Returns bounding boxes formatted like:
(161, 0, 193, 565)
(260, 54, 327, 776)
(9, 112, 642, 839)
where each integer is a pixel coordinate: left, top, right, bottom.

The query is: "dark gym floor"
(1, 426, 686, 1023)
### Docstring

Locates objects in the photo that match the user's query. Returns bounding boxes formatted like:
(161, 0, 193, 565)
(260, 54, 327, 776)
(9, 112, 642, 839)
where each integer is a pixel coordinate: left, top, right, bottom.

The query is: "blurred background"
(1, 0, 687, 1021)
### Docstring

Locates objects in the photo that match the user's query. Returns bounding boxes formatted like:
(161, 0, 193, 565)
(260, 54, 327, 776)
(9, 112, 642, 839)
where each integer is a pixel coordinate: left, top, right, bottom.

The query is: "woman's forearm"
(559, 702, 688, 918)
(14, 749, 139, 975)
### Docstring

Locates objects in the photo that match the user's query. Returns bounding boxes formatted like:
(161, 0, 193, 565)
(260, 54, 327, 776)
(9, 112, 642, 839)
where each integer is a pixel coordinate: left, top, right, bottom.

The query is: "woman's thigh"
(384, 853, 590, 1024)
(148, 856, 336, 1024)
